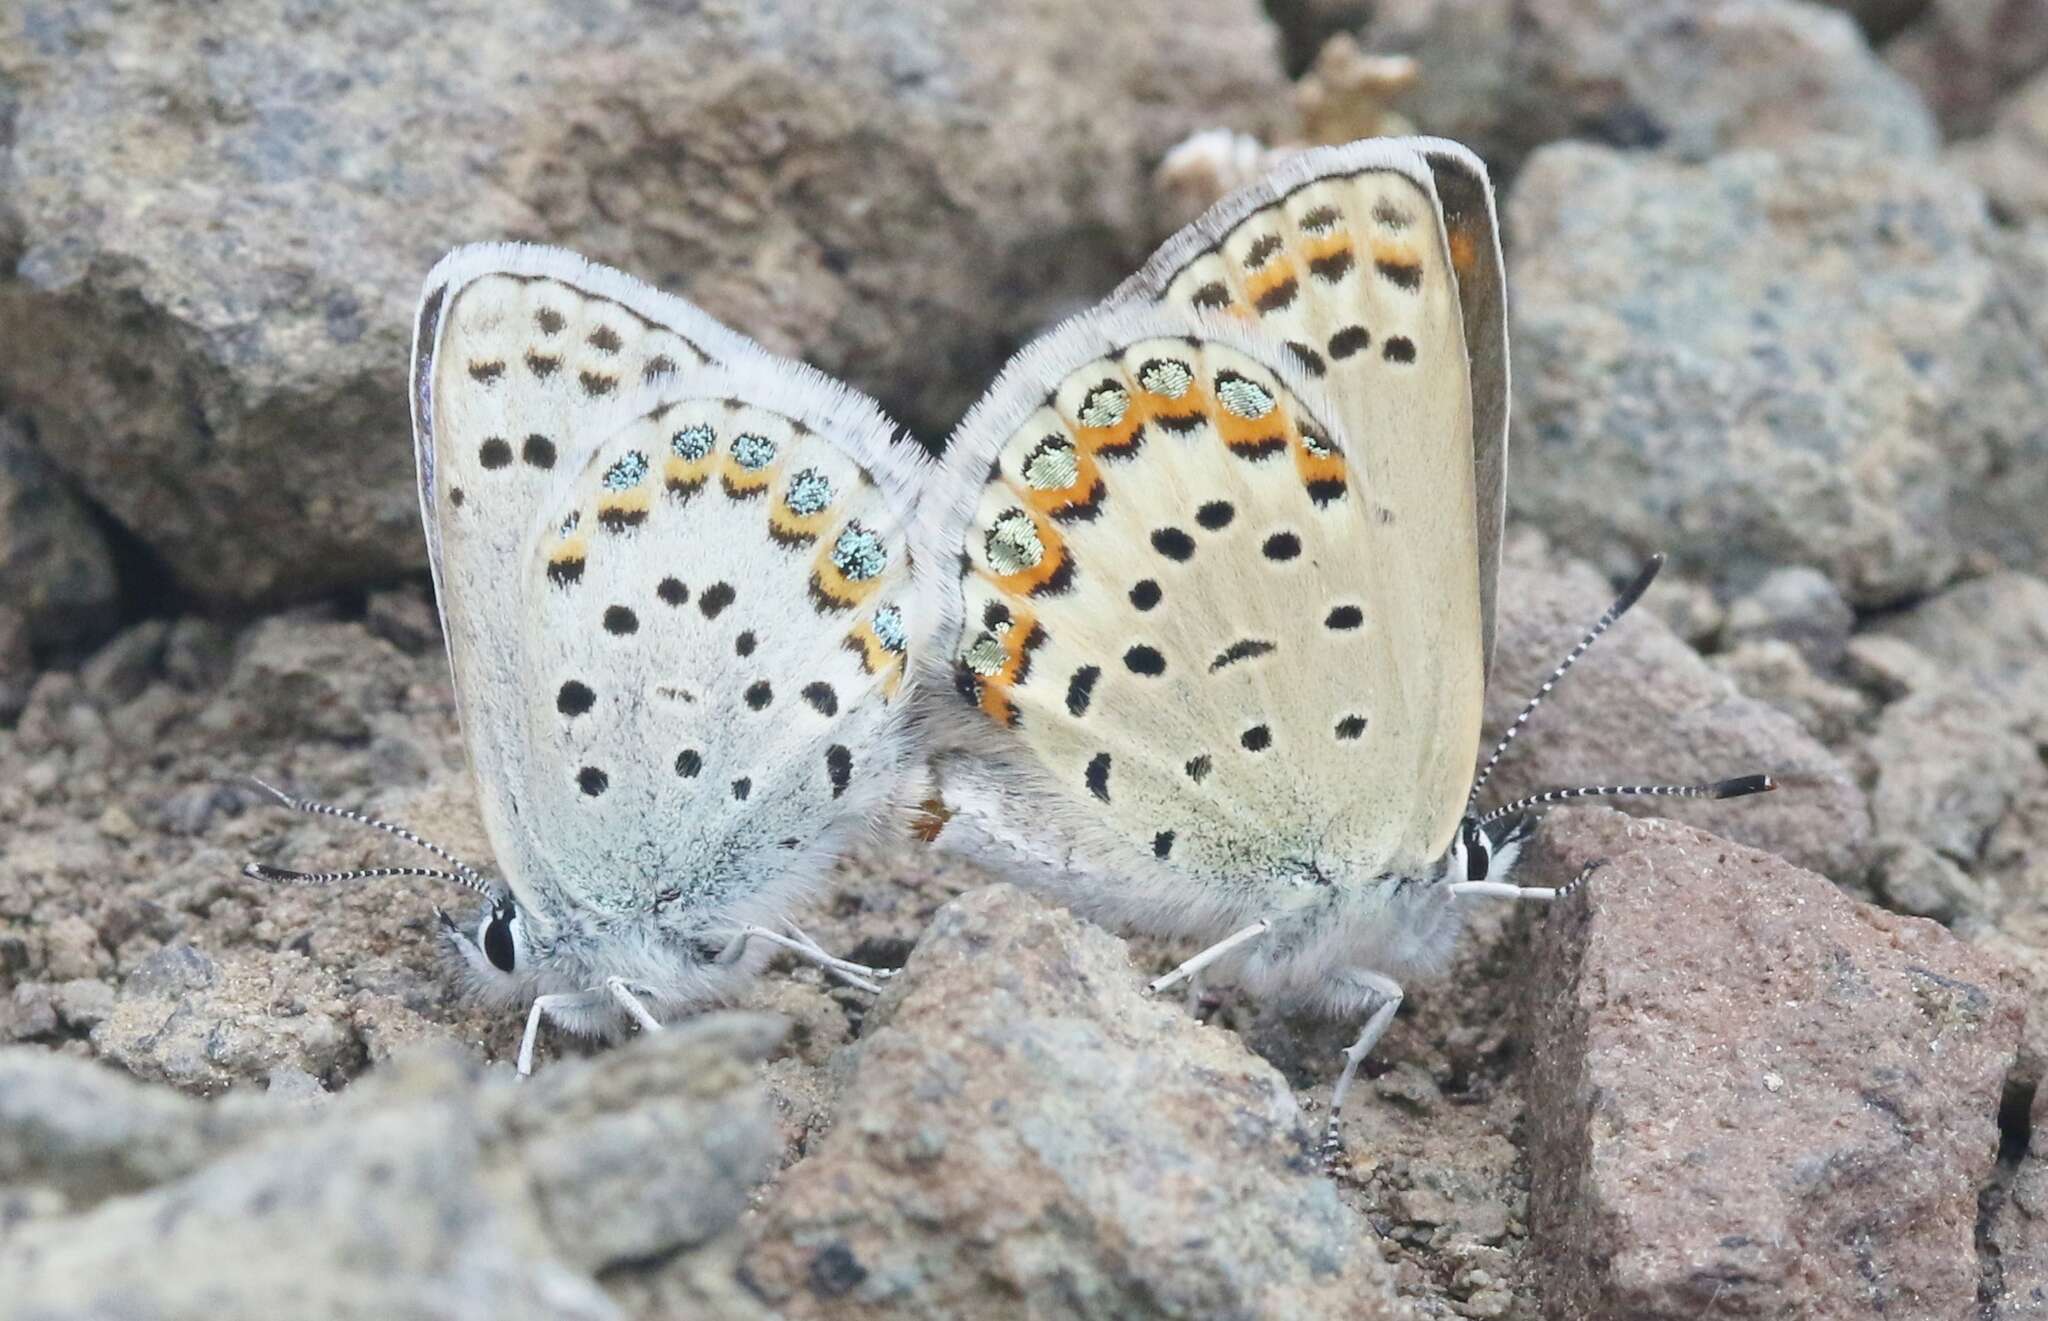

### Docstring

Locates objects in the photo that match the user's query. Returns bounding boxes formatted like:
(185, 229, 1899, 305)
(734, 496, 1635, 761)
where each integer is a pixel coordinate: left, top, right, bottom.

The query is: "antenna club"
(1611, 553, 1666, 617)
(1713, 773, 1777, 799)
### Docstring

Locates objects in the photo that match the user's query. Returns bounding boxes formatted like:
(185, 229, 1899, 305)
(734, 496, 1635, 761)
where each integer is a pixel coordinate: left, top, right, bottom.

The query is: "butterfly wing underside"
(927, 140, 1498, 905)
(1115, 137, 1505, 679)
(412, 245, 922, 926)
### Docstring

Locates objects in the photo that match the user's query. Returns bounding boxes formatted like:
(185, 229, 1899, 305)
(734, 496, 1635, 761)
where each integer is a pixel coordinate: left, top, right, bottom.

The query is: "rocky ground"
(4, 0, 2048, 1317)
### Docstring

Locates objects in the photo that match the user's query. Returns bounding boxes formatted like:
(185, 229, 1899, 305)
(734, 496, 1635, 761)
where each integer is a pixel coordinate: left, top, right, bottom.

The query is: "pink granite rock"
(1524, 807, 2024, 1318)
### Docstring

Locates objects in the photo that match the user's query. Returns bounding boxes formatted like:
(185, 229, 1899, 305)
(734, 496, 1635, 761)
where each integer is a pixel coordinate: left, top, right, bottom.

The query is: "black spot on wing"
(1085, 752, 1112, 802)
(1066, 665, 1101, 716)
(1328, 326, 1371, 360)
(1209, 639, 1275, 672)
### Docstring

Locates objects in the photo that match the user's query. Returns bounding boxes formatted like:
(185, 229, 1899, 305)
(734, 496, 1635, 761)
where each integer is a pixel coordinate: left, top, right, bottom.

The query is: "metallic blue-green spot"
(732, 432, 776, 470)
(671, 423, 715, 460)
(832, 524, 887, 581)
(603, 451, 649, 490)
(786, 468, 834, 516)
(872, 604, 906, 653)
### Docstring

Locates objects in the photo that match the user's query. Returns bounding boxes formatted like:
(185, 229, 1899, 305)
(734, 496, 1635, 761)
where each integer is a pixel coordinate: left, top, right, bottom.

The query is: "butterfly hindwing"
(413, 245, 923, 927)
(519, 378, 919, 923)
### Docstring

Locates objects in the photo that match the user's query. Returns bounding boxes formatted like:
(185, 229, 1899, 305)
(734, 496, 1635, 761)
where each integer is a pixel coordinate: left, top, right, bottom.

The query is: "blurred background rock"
(3, 0, 2047, 1317)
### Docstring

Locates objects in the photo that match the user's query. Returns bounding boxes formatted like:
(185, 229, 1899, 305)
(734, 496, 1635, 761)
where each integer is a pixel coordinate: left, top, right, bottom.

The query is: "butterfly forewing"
(519, 393, 916, 920)
(1122, 141, 1494, 869)
(930, 139, 1503, 901)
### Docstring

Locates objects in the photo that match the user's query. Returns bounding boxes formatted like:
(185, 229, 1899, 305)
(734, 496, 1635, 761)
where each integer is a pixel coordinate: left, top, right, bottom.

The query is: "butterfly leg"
(516, 987, 605, 1077)
(1145, 918, 1272, 997)
(715, 924, 888, 995)
(785, 921, 898, 983)
(1184, 970, 1205, 1019)
(1321, 970, 1405, 1174)
(1450, 859, 1605, 904)
(606, 977, 663, 1035)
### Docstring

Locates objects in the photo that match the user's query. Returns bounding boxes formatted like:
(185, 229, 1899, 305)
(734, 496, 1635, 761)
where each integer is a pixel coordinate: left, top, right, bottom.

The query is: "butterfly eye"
(1463, 822, 1491, 882)
(481, 902, 518, 973)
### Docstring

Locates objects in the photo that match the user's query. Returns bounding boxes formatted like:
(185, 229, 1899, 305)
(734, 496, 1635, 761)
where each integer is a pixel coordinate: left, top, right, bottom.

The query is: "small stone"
(1360, 0, 1936, 172)
(80, 620, 168, 707)
(1869, 836, 1996, 929)
(40, 914, 106, 982)
(1711, 640, 1870, 749)
(52, 978, 115, 1032)
(96, 804, 138, 841)
(1723, 566, 1854, 669)
(0, 416, 118, 650)
(1842, 633, 1944, 702)
(1887, 0, 2048, 136)
(364, 588, 439, 656)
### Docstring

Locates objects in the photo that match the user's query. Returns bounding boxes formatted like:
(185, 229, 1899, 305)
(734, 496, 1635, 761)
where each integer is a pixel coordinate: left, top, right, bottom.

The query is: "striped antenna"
(239, 775, 498, 901)
(1554, 858, 1607, 901)
(1477, 775, 1776, 830)
(243, 862, 492, 893)
(1467, 554, 1665, 809)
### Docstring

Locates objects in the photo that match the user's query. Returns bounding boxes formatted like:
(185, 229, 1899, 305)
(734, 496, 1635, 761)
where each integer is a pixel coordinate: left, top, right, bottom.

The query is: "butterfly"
(913, 137, 1774, 1165)
(242, 243, 928, 1072)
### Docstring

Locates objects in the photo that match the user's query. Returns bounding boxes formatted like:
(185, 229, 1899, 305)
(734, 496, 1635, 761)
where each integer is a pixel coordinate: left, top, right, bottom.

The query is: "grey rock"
(79, 619, 169, 708)
(1869, 570, 2048, 687)
(0, 415, 118, 652)
(1868, 835, 1995, 927)
(0, 1047, 270, 1204)
(0, 0, 1286, 608)
(1813, 0, 1931, 43)
(217, 613, 407, 745)
(1508, 140, 2048, 608)
(160, 617, 232, 693)
(1360, 0, 1937, 173)
(1724, 565, 1856, 669)
(1487, 536, 1869, 880)
(512, 1013, 786, 1275)
(742, 885, 1401, 1319)
(0, 606, 31, 725)
(121, 943, 218, 998)
(1887, 0, 2048, 136)
(1842, 632, 1947, 701)
(1525, 808, 2024, 1319)
(1711, 639, 1872, 748)
(0, 1015, 784, 1320)
(1950, 68, 2048, 221)
(1861, 685, 2044, 865)
(1983, 1088, 2048, 1318)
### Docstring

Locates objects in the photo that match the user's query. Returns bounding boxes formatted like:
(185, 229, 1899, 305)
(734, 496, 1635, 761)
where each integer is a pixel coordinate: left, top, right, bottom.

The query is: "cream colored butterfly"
(244, 244, 927, 1072)
(915, 137, 1773, 1162)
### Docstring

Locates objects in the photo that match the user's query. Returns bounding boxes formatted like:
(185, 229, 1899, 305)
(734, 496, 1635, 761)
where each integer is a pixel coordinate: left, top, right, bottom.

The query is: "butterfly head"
(1444, 555, 1777, 893)
(440, 891, 529, 991)
(1445, 810, 1534, 889)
